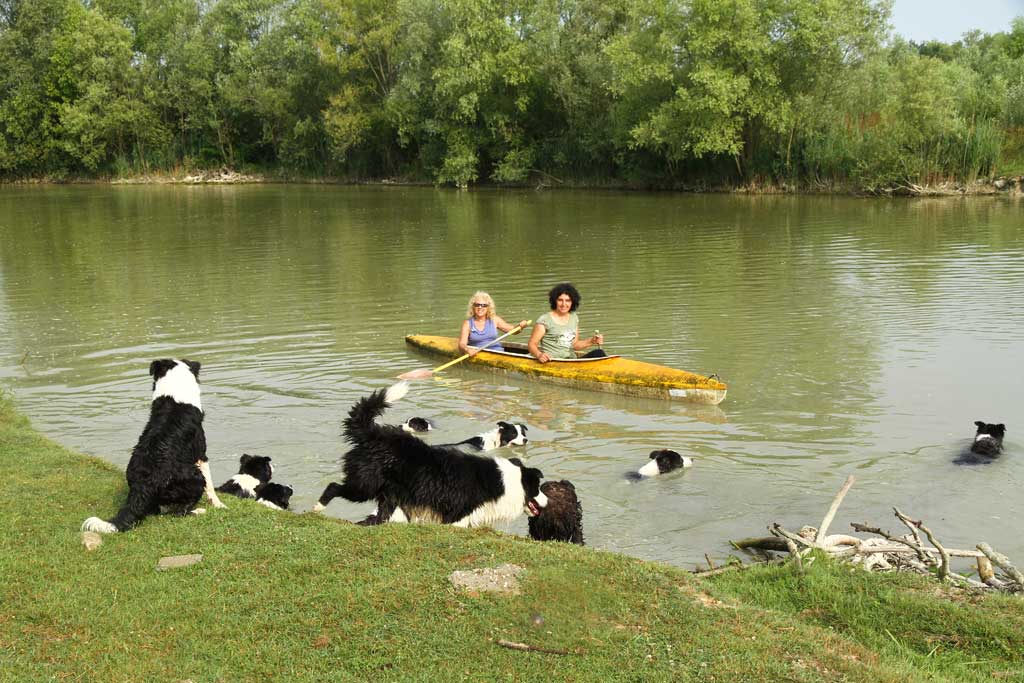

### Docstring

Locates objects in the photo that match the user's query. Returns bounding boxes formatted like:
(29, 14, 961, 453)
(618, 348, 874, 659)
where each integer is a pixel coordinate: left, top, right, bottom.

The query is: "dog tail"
(343, 381, 408, 446)
(81, 486, 158, 534)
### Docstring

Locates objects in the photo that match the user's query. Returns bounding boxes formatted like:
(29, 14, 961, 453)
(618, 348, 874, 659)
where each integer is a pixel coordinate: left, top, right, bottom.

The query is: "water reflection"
(1, 186, 1022, 568)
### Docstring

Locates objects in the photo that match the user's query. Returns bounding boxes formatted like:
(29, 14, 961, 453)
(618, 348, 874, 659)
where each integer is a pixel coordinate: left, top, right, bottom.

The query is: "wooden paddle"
(398, 320, 532, 380)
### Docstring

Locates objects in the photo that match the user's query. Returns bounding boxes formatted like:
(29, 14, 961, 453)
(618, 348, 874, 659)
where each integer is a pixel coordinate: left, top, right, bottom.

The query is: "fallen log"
(730, 536, 790, 553)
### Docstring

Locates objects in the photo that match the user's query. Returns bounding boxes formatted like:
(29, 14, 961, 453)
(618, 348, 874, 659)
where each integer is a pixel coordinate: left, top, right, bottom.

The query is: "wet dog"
(635, 449, 693, 478)
(401, 417, 433, 433)
(971, 421, 1005, 456)
(313, 382, 547, 527)
(358, 419, 529, 525)
(255, 482, 294, 510)
(956, 421, 1006, 464)
(82, 359, 226, 533)
(216, 454, 274, 499)
(528, 480, 584, 545)
(440, 421, 528, 451)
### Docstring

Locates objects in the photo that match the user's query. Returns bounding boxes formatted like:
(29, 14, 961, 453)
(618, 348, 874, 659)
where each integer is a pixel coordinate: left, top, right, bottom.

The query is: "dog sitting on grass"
(82, 359, 226, 533)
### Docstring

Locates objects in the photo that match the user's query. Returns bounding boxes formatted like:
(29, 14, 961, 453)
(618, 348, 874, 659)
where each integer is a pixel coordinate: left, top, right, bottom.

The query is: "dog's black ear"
(182, 359, 201, 378)
(975, 421, 987, 430)
(508, 457, 524, 468)
(497, 420, 511, 428)
(997, 423, 1006, 431)
(531, 467, 544, 480)
(648, 450, 660, 460)
(240, 454, 252, 465)
(149, 359, 176, 379)
(521, 424, 528, 433)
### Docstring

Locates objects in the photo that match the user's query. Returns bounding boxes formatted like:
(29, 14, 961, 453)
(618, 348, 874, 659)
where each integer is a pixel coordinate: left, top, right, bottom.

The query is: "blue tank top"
(467, 317, 503, 351)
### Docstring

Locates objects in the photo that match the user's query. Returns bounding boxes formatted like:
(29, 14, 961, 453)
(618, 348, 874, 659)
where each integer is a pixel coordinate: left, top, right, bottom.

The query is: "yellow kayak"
(404, 335, 727, 405)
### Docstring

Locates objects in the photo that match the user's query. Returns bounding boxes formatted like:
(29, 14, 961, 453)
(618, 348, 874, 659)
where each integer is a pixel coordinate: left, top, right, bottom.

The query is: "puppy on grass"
(82, 359, 226, 534)
(216, 454, 274, 498)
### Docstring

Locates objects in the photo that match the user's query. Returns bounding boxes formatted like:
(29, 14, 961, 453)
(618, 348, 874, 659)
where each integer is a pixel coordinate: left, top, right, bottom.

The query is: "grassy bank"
(1, 390, 1022, 682)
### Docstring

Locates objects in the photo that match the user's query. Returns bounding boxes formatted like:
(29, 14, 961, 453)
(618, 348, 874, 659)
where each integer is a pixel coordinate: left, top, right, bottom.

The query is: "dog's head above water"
(971, 421, 1006, 456)
(493, 421, 529, 448)
(637, 449, 693, 477)
(149, 359, 202, 409)
(507, 457, 546, 516)
(401, 417, 434, 433)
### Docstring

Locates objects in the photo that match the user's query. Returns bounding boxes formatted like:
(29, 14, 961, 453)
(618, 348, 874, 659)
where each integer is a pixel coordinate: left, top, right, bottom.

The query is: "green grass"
(1, 389, 1022, 682)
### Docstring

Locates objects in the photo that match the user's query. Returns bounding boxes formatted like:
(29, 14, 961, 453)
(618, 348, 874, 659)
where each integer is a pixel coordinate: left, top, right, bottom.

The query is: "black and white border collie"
(82, 359, 226, 533)
(528, 480, 584, 545)
(216, 454, 274, 498)
(356, 419, 529, 525)
(255, 482, 294, 510)
(971, 421, 1006, 457)
(440, 421, 528, 451)
(401, 417, 434, 433)
(956, 421, 1006, 464)
(636, 449, 693, 478)
(313, 382, 547, 527)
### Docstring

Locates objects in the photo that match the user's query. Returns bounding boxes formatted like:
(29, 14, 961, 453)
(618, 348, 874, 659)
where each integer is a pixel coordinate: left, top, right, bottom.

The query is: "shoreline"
(3, 168, 1022, 196)
(2, 387, 1023, 681)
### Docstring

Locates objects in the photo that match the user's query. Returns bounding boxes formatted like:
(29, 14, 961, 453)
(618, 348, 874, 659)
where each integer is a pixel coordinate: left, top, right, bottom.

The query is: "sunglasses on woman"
(473, 303, 489, 308)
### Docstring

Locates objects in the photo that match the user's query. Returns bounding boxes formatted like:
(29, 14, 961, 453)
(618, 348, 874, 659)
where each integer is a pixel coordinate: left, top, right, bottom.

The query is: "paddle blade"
(397, 368, 434, 380)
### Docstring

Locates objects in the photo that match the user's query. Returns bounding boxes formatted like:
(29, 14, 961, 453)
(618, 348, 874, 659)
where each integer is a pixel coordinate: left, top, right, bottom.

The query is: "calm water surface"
(1, 186, 1021, 569)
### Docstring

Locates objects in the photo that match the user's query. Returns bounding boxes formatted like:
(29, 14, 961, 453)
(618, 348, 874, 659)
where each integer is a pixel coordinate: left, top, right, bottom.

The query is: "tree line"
(1, 0, 1022, 190)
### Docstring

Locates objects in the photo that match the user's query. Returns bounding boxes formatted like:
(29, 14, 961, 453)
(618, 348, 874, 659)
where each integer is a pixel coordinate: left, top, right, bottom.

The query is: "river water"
(1, 185, 1021, 569)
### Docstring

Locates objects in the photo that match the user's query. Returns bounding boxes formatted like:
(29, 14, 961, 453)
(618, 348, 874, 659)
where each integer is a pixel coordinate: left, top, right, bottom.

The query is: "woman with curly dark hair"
(527, 282, 605, 363)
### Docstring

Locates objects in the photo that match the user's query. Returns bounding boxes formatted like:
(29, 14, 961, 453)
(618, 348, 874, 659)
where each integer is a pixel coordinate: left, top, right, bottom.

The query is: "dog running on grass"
(314, 382, 547, 527)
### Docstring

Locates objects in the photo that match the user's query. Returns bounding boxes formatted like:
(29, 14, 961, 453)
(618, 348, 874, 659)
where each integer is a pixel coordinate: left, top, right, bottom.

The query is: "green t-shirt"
(537, 311, 578, 359)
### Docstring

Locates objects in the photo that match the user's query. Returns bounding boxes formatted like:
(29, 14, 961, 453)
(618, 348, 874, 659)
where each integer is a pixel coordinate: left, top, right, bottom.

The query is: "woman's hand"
(467, 348, 479, 357)
(536, 351, 551, 363)
(591, 332, 604, 346)
(516, 320, 529, 331)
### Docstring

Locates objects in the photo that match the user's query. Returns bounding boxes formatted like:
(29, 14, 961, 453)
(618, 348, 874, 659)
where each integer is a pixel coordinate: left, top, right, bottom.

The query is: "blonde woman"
(458, 292, 529, 356)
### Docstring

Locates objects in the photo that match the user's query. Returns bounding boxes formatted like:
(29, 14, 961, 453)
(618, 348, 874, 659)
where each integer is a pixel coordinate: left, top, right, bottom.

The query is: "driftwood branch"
(704, 476, 1022, 593)
(978, 543, 1024, 589)
(495, 639, 575, 656)
(816, 475, 855, 545)
(850, 523, 934, 566)
(771, 524, 815, 549)
(784, 538, 804, 574)
(894, 508, 950, 581)
(695, 559, 787, 577)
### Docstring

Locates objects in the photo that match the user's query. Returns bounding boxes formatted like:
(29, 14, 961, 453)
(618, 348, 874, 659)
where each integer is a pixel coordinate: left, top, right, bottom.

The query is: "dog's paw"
(191, 508, 207, 516)
(209, 497, 228, 509)
(81, 517, 118, 534)
(311, 502, 326, 512)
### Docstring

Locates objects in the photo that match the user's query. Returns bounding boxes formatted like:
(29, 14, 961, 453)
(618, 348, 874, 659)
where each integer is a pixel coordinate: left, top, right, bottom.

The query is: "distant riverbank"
(5, 168, 1024, 197)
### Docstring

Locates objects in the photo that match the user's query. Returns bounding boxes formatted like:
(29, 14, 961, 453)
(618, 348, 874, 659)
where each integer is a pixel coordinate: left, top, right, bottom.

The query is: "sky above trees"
(891, 0, 1022, 42)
